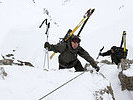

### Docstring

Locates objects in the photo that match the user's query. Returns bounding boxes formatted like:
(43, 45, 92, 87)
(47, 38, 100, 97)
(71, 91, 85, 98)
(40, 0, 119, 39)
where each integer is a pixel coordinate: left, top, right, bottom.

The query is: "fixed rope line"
(38, 71, 85, 100)
(38, 62, 102, 100)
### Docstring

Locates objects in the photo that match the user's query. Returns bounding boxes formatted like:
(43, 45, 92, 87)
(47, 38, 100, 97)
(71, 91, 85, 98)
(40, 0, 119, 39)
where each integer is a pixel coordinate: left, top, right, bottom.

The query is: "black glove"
(99, 52, 102, 56)
(44, 42, 50, 49)
(99, 52, 104, 56)
(95, 66, 100, 72)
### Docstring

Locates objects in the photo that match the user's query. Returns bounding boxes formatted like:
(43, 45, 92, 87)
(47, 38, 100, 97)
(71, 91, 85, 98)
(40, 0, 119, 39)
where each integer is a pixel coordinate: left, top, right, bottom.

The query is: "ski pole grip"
(39, 19, 48, 28)
(48, 22, 50, 28)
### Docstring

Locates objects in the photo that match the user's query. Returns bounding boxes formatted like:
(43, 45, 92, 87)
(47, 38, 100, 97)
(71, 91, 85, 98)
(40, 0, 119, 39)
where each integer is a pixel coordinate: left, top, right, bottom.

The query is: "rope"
(38, 62, 102, 100)
(38, 71, 85, 100)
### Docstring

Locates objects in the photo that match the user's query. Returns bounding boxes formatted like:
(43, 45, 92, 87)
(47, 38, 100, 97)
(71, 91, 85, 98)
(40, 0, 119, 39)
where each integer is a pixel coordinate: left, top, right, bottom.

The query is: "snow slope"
(100, 64, 133, 100)
(0, 66, 113, 100)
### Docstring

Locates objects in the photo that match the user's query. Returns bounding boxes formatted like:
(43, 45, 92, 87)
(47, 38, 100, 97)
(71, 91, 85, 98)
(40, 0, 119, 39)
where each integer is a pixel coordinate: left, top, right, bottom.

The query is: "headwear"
(111, 46, 117, 50)
(71, 35, 81, 43)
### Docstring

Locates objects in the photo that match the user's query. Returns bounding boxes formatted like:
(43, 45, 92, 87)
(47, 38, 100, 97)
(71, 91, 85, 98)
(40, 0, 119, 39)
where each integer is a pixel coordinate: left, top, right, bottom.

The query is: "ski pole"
(44, 22, 50, 69)
(96, 46, 104, 60)
(39, 19, 47, 28)
(39, 19, 50, 69)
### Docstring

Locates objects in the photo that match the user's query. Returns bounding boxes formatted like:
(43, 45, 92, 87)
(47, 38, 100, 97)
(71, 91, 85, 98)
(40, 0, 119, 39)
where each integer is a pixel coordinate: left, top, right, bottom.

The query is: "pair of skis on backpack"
(50, 8, 95, 59)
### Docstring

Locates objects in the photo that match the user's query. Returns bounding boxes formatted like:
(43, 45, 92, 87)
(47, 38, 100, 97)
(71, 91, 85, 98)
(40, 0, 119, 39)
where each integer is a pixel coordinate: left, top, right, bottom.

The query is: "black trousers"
(111, 56, 121, 65)
(59, 59, 84, 72)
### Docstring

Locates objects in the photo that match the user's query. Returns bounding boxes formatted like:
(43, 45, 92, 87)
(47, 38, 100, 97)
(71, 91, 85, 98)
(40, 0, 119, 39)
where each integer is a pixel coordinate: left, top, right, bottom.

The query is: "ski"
(64, 9, 92, 41)
(120, 31, 126, 51)
(50, 9, 95, 59)
(122, 31, 126, 57)
(123, 31, 126, 52)
(77, 9, 95, 36)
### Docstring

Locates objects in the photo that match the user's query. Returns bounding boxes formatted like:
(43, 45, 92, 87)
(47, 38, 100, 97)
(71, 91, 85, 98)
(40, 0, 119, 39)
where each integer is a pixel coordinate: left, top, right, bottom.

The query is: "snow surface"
(0, 0, 133, 100)
(123, 64, 133, 76)
(0, 66, 112, 100)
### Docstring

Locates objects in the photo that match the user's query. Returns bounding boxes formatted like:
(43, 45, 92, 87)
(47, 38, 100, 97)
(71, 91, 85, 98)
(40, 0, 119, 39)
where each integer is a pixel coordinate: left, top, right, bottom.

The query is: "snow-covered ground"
(0, 0, 133, 100)
(0, 66, 112, 100)
(100, 64, 133, 100)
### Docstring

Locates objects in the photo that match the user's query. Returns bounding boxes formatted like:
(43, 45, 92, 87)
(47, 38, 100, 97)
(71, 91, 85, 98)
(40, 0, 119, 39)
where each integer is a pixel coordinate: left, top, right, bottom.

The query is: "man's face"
(111, 49, 114, 53)
(71, 41, 79, 49)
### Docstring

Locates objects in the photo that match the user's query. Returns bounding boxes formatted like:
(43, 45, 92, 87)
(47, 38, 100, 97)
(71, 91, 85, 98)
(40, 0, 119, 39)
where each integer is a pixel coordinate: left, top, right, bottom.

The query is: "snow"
(0, 66, 112, 100)
(123, 65, 133, 76)
(0, 0, 133, 100)
(100, 64, 133, 100)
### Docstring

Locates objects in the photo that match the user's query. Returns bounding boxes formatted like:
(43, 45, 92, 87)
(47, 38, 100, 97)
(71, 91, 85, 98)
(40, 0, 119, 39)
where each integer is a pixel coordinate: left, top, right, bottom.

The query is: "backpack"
(113, 46, 128, 59)
(59, 29, 77, 44)
(115, 31, 128, 59)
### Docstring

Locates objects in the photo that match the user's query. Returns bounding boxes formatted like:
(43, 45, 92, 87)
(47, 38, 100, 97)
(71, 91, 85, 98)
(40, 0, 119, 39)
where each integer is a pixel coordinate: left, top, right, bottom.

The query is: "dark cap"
(111, 46, 117, 50)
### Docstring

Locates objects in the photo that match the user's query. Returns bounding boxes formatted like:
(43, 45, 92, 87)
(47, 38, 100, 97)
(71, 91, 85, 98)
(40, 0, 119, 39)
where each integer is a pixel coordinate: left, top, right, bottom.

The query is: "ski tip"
(88, 8, 91, 11)
(87, 9, 91, 14)
(123, 31, 126, 35)
(86, 8, 95, 17)
(91, 9, 95, 13)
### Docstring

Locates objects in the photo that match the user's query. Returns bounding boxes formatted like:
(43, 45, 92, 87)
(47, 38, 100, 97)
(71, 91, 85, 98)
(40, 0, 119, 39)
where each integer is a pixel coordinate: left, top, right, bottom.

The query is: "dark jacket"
(48, 40, 98, 68)
(100, 46, 128, 65)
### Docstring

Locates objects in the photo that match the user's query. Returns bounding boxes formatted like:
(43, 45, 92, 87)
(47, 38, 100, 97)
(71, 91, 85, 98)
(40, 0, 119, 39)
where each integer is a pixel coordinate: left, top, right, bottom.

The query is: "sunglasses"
(72, 38, 81, 43)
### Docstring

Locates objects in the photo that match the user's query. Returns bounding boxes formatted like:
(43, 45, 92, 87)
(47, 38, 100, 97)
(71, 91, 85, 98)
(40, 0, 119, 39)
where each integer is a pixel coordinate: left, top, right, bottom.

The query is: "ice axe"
(96, 46, 104, 60)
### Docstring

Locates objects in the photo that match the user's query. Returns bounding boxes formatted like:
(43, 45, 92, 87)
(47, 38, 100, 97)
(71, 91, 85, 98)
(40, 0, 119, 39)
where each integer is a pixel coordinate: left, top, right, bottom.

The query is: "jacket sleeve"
(78, 47, 98, 68)
(101, 50, 112, 56)
(48, 43, 66, 53)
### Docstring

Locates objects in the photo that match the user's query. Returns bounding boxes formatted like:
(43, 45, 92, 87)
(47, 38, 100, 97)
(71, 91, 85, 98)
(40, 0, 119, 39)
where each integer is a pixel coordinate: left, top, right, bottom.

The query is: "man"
(44, 35, 99, 72)
(99, 46, 128, 65)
